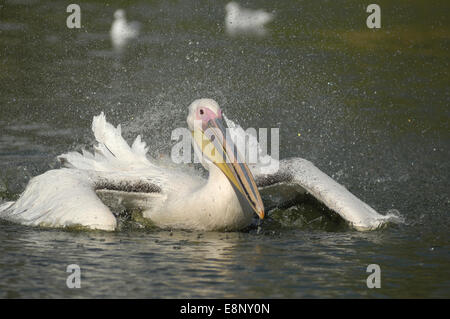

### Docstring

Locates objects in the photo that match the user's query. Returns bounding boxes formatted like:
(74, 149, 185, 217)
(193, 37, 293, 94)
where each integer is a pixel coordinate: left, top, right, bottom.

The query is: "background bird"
(110, 9, 141, 52)
(225, 2, 274, 37)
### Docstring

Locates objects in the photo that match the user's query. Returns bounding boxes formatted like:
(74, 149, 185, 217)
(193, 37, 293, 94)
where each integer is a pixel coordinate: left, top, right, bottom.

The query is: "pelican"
(225, 2, 274, 37)
(0, 99, 398, 231)
(110, 9, 140, 52)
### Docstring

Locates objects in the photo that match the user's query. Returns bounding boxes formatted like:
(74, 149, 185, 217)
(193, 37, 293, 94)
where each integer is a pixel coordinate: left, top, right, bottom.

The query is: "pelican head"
(187, 98, 265, 220)
(114, 9, 126, 20)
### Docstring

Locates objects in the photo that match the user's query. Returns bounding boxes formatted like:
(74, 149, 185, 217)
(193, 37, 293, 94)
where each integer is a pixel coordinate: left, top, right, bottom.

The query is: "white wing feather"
(224, 116, 400, 231)
(0, 169, 117, 230)
(59, 112, 155, 172)
(0, 113, 170, 230)
(278, 159, 399, 230)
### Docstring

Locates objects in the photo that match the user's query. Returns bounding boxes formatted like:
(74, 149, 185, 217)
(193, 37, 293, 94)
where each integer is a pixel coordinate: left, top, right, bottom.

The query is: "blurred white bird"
(225, 2, 274, 37)
(110, 9, 140, 52)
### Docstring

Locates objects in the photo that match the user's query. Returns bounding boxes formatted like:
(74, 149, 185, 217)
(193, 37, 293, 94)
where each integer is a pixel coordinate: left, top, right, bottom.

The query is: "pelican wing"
(0, 113, 180, 230)
(256, 158, 399, 231)
(0, 169, 117, 230)
(59, 112, 157, 172)
(223, 116, 398, 231)
(58, 112, 189, 194)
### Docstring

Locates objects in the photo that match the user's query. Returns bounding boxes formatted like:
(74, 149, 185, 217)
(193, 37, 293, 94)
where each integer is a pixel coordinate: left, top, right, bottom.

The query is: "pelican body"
(0, 99, 264, 231)
(0, 99, 398, 231)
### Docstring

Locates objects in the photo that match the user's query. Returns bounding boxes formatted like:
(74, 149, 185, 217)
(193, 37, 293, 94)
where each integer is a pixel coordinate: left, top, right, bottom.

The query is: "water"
(0, 0, 449, 298)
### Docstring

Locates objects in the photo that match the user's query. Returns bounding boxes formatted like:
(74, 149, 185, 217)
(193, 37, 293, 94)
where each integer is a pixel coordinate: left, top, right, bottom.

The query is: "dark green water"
(0, 0, 448, 298)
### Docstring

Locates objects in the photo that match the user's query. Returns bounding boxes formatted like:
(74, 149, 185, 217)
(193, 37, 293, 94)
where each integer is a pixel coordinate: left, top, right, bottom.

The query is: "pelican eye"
(199, 109, 204, 115)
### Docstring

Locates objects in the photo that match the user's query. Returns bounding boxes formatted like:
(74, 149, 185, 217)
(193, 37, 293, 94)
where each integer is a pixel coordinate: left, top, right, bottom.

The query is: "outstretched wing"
(58, 112, 157, 172)
(59, 112, 195, 196)
(0, 113, 172, 231)
(224, 116, 399, 231)
(0, 169, 117, 230)
(256, 158, 400, 231)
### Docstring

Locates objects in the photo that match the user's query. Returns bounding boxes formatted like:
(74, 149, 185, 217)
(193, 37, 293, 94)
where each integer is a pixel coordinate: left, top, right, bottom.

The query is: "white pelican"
(110, 9, 140, 51)
(0, 99, 398, 231)
(225, 2, 274, 37)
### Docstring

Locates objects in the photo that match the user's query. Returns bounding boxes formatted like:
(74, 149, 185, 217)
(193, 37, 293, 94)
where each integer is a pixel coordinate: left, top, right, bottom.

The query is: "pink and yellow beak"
(192, 113, 265, 219)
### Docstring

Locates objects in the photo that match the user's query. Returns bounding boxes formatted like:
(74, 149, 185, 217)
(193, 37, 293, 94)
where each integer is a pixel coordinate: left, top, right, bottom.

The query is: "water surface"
(0, 0, 449, 298)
